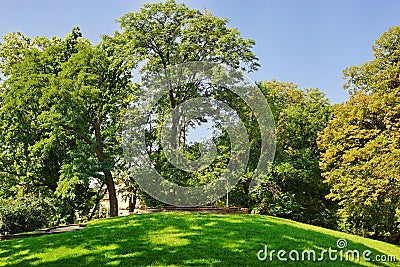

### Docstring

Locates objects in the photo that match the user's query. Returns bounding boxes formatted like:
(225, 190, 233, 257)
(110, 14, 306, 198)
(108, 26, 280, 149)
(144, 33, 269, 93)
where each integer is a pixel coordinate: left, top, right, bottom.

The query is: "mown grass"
(0, 212, 398, 266)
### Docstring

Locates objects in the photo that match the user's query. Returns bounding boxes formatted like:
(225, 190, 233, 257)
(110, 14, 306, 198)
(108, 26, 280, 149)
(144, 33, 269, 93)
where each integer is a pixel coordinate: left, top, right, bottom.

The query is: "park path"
(0, 224, 87, 240)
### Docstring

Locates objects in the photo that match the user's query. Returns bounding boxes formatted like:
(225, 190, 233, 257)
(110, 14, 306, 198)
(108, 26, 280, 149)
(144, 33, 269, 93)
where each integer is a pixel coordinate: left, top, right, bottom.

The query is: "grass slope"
(0, 212, 399, 266)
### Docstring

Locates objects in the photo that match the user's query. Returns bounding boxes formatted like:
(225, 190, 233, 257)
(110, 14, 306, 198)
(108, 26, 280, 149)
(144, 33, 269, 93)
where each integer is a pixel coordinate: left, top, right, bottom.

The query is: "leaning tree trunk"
(79, 103, 119, 217)
(93, 145, 118, 217)
(104, 170, 118, 217)
(90, 116, 119, 217)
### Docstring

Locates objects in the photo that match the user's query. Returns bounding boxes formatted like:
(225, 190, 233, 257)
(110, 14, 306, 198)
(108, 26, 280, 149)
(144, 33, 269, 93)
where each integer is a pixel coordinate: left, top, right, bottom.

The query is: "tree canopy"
(319, 26, 400, 242)
(251, 81, 335, 228)
(0, 28, 132, 218)
(108, 0, 261, 204)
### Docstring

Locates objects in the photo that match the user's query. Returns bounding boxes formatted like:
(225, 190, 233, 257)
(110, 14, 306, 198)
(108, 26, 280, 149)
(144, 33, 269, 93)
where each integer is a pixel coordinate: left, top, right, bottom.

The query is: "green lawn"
(0, 212, 398, 266)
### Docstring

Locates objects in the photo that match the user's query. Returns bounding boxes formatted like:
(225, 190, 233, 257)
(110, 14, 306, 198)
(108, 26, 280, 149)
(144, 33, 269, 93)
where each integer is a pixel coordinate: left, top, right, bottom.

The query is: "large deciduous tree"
(53, 37, 132, 217)
(109, 0, 260, 196)
(0, 28, 132, 217)
(318, 26, 400, 243)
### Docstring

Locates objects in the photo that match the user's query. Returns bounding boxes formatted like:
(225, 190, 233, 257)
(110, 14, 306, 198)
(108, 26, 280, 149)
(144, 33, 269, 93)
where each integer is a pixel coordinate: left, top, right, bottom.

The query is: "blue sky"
(1, 0, 399, 103)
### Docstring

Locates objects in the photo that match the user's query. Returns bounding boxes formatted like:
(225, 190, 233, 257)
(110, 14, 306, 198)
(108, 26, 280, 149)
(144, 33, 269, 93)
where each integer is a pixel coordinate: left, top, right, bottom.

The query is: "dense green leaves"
(319, 90, 400, 240)
(343, 26, 400, 95)
(319, 26, 400, 242)
(0, 195, 55, 234)
(250, 81, 335, 228)
(0, 27, 132, 218)
(110, 0, 260, 203)
(0, 30, 82, 197)
(115, 0, 259, 76)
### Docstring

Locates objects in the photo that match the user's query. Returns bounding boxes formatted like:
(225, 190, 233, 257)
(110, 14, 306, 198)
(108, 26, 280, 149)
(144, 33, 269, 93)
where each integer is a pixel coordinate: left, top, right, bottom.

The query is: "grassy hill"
(0, 212, 398, 266)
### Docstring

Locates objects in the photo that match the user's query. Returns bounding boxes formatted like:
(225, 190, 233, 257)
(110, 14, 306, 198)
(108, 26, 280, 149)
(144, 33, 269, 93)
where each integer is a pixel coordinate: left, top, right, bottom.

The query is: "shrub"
(0, 196, 55, 235)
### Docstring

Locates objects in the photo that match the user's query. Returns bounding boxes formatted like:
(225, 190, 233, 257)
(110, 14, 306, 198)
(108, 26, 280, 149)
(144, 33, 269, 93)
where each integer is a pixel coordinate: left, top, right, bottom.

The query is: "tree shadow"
(0, 213, 398, 266)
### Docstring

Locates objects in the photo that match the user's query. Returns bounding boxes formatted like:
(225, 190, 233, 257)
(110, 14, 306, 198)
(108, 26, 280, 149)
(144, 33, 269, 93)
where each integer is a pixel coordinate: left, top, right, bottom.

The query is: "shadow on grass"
(0, 213, 398, 266)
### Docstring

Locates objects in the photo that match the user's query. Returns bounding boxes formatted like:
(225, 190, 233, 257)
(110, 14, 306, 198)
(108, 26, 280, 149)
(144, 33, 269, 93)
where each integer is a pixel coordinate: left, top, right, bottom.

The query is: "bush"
(0, 196, 55, 235)
(251, 190, 305, 220)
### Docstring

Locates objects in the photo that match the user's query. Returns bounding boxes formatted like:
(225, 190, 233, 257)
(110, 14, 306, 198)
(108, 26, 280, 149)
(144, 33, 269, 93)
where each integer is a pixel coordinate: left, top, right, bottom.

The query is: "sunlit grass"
(0, 212, 398, 266)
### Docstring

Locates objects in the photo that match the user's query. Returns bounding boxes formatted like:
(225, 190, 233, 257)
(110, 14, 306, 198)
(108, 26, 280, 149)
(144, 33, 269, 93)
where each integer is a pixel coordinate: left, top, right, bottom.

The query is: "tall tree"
(0, 28, 132, 217)
(53, 38, 132, 217)
(110, 0, 260, 197)
(318, 26, 400, 242)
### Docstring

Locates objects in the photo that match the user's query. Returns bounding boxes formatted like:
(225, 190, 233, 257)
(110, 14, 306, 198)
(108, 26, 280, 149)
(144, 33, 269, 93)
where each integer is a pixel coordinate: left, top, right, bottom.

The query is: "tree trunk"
(168, 89, 179, 150)
(104, 170, 118, 217)
(128, 189, 137, 213)
(88, 184, 106, 220)
(80, 109, 118, 217)
(128, 198, 134, 213)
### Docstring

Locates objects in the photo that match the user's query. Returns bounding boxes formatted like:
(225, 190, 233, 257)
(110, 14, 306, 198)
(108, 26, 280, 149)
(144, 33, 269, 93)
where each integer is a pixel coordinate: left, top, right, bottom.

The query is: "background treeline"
(0, 1, 398, 244)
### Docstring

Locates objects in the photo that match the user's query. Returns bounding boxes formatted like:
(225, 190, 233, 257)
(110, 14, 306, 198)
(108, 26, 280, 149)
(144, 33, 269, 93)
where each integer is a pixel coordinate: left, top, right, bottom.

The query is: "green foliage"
(115, 0, 259, 75)
(0, 27, 131, 218)
(343, 26, 400, 95)
(0, 32, 73, 195)
(251, 182, 304, 220)
(0, 195, 55, 235)
(319, 26, 400, 241)
(251, 81, 336, 228)
(109, 0, 260, 205)
(319, 91, 400, 240)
